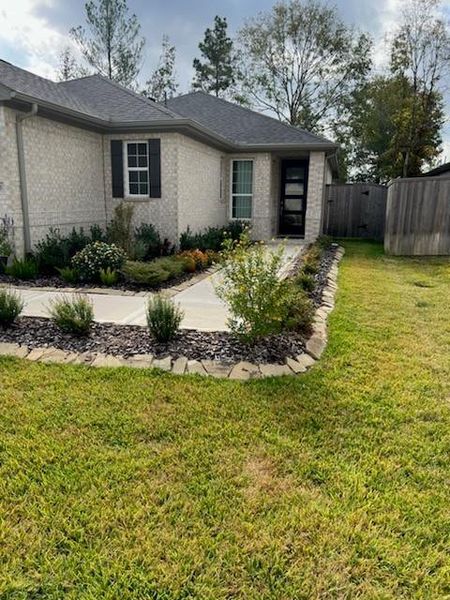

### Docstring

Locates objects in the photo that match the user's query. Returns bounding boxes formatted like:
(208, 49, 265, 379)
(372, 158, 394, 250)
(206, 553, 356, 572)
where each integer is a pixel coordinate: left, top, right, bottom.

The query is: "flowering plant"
(72, 241, 126, 281)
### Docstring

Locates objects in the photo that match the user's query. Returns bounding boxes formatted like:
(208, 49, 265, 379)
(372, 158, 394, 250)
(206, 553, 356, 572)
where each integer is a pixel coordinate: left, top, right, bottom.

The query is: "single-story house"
(0, 59, 338, 255)
(420, 162, 450, 178)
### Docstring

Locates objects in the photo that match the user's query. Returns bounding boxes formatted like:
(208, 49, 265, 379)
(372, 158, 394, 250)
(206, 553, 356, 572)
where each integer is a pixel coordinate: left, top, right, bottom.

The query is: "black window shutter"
(111, 140, 124, 198)
(148, 139, 161, 198)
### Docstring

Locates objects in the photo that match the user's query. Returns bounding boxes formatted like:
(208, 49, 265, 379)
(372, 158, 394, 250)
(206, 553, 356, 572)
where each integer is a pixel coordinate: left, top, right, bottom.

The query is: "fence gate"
(324, 183, 387, 240)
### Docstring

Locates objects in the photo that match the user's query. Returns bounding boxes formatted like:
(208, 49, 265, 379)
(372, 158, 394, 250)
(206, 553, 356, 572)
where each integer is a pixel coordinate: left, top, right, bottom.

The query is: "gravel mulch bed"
(0, 317, 307, 364)
(309, 244, 338, 306)
(0, 243, 336, 364)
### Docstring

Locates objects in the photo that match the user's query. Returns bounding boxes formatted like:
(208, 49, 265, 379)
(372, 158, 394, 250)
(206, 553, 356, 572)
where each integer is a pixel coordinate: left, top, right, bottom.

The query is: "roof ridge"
(87, 74, 181, 119)
(167, 90, 334, 145)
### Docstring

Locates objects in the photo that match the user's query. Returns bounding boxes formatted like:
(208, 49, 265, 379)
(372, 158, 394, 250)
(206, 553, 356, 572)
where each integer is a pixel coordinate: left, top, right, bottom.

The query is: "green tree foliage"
(389, 0, 449, 176)
(56, 47, 89, 81)
(237, 0, 372, 131)
(70, 0, 145, 88)
(144, 35, 178, 102)
(334, 76, 444, 182)
(335, 0, 448, 181)
(192, 16, 236, 97)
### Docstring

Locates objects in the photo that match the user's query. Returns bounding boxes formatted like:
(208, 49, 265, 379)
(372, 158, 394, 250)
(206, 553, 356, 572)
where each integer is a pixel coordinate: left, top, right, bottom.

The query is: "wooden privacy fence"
(385, 177, 450, 255)
(323, 183, 387, 240)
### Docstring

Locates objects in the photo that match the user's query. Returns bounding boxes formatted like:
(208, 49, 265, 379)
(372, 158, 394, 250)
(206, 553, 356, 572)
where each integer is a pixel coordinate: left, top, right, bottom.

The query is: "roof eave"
(3, 91, 340, 154)
(235, 142, 339, 152)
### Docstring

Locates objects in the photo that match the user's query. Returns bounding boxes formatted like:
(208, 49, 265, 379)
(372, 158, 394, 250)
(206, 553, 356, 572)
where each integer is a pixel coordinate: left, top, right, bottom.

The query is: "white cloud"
(0, 0, 71, 77)
(372, 0, 403, 69)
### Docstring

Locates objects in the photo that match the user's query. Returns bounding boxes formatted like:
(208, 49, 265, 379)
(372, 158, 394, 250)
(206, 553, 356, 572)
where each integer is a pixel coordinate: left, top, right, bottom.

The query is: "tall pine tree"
(192, 16, 235, 97)
(144, 36, 178, 102)
(70, 0, 145, 88)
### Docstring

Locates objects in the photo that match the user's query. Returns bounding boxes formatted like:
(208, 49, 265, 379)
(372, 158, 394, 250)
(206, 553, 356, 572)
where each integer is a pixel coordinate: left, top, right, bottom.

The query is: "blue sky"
(0, 0, 448, 158)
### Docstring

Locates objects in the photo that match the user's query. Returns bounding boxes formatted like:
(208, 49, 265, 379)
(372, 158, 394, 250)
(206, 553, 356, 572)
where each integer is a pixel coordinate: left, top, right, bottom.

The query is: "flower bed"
(0, 243, 343, 377)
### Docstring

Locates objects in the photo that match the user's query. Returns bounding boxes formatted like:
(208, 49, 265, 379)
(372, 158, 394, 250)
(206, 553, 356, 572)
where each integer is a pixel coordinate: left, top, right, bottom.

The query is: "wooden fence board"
(384, 177, 450, 255)
(324, 183, 387, 240)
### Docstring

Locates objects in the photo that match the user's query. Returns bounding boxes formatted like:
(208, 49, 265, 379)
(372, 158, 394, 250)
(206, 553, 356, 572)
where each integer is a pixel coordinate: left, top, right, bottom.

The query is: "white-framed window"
(231, 159, 253, 219)
(124, 141, 149, 196)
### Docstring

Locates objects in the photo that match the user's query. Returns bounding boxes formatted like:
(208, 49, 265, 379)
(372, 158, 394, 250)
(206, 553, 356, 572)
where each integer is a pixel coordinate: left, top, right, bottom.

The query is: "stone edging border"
(0, 247, 344, 380)
(0, 265, 218, 299)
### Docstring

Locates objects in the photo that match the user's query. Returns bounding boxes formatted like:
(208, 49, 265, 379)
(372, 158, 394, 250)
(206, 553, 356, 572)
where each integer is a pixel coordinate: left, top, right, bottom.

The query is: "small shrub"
(72, 242, 126, 281)
(121, 261, 170, 286)
(99, 267, 119, 286)
(6, 258, 38, 280)
(181, 255, 196, 273)
(180, 249, 208, 269)
(216, 233, 290, 342)
(316, 235, 332, 249)
(48, 294, 94, 335)
(34, 227, 93, 274)
(133, 223, 163, 260)
(179, 222, 246, 252)
(157, 257, 185, 278)
(146, 295, 184, 342)
(107, 202, 134, 255)
(57, 266, 79, 284)
(89, 224, 106, 242)
(303, 261, 319, 276)
(295, 271, 316, 293)
(283, 283, 315, 334)
(0, 289, 24, 327)
(205, 250, 220, 265)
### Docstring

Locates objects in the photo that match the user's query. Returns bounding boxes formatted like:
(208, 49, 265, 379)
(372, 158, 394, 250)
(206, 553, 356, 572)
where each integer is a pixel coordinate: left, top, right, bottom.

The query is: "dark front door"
(279, 159, 309, 236)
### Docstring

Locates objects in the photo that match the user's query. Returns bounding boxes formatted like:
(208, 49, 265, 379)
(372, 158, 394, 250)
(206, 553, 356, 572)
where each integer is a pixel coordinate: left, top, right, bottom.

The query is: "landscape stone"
(306, 335, 326, 359)
(201, 360, 232, 378)
(0, 342, 29, 358)
(259, 363, 292, 377)
(26, 347, 47, 361)
(39, 348, 70, 364)
(285, 357, 307, 374)
(91, 354, 125, 368)
(71, 352, 95, 365)
(187, 360, 208, 376)
(229, 361, 260, 380)
(295, 353, 316, 370)
(126, 354, 154, 369)
(152, 356, 172, 371)
(171, 356, 188, 375)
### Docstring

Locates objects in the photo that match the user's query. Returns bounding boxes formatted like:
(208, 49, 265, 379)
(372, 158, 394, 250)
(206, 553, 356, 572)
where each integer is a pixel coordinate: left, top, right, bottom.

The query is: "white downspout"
(16, 103, 38, 254)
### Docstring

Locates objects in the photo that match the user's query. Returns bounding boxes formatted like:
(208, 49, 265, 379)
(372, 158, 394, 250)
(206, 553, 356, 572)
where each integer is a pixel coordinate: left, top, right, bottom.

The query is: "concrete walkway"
(12, 240, 305, 332)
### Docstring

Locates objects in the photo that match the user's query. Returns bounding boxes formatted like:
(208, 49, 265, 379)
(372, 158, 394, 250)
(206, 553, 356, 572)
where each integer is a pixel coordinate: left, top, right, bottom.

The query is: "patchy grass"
(0, 241, 449, 599)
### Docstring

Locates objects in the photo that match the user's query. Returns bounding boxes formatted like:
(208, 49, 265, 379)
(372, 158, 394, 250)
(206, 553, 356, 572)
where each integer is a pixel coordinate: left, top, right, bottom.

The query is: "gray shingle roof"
(0, 60, 336, 149)
(59, 75, 179, 122)
(165, 91, 335, 147)
(0, 59, 100, 118)
(0, 60, 177, 122)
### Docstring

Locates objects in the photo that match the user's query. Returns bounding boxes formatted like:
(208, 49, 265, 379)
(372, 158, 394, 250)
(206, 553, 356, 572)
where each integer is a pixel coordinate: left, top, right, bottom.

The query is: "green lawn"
(1, 241, 449, 599)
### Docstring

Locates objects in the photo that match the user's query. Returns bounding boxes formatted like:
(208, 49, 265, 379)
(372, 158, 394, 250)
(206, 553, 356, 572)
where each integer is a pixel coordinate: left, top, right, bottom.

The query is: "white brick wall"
(104, 131, 179, 244)
(1, 105, 327, 253)
(0, 106, 24, 253)
(177, 135, 227, 236)
(0, 107, 106, 253)
(304, 151, 326, 242)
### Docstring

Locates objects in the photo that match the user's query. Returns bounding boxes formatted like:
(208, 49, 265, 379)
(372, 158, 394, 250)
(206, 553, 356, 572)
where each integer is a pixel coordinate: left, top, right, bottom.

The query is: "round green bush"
(72, 242, 126, 281)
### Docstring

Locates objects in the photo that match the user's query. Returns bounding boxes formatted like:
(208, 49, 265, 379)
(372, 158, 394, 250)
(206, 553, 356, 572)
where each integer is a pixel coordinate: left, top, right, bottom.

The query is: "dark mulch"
(309, 244, 337, 306)
(0, 317, 307, 364)
(0, 243, 337, 364)
(0, 269, 199, 293)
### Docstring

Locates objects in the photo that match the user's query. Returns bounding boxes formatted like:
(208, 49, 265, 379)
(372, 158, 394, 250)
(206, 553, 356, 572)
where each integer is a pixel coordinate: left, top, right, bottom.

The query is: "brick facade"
(1, 106, 328, 255)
